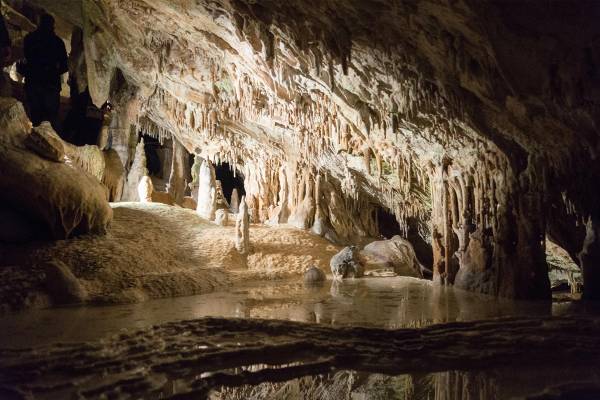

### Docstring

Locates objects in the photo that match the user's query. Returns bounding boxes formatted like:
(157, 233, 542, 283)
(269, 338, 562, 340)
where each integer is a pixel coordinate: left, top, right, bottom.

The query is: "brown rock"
(25, 122, 65, 162)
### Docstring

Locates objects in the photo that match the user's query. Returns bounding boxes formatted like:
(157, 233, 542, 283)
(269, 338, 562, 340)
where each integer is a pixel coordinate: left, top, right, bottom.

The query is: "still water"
(0, 277, 566, 348)
(1, 277, 597, 399)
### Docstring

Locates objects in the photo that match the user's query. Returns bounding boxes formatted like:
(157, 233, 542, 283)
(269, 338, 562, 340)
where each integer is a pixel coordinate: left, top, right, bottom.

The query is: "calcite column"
(430, 155, 549, 299)
(196, 159, 217, 221)
(167, 137, 189, 205)
(235, 196, 250, 254)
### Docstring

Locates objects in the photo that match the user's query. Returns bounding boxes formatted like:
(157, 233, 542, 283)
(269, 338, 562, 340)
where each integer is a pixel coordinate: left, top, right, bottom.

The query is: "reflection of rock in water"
(209, 371, 420, 400)
(433, 371, 498, 400)
(3, 316, 597, 399)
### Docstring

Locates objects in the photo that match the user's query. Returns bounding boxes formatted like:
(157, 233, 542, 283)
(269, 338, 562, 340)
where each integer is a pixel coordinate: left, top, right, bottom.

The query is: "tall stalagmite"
(235, 196, 250, 254)
(196, 159, 217, 221)
(167, 138, 189, 205)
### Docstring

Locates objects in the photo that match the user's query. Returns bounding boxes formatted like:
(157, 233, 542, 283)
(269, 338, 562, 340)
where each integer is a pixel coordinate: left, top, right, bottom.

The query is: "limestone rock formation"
(181, 196, 197, 210)
(215, 181, 230, 210)
(138, 176, 153, 203)
(25, 122, 65, 162)
(215, 209, 229, 226)
(196, 159, 217, 221)
(166, 138, 189, 205)
(0, 100, 112, 240)
(102, 149, 125, 202)
(547, 240, 581, 292)
(360, 236, 423, 278)
(42, 260, 87, 305)
(330, 246, 364, 279)
(235, 196, 250, 254)
(230, 188, 239, 213)
(122, 139, 148, 202)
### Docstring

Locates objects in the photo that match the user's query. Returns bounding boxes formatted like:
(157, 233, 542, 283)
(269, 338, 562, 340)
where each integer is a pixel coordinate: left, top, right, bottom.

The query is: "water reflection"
(0, 276, 566, 348)
(206, 365, 600, 400)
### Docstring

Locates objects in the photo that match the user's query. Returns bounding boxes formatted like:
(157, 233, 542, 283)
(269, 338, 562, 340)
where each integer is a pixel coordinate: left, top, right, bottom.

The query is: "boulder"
(360, 235, 423, 278)
(0, 144, 112, 240)
(42, 260, 87, 304)
(304, 266, 326, 284)
(0, 99, 112, 240)
(25, 122, 65, 162)
(330, 246, 364, 279)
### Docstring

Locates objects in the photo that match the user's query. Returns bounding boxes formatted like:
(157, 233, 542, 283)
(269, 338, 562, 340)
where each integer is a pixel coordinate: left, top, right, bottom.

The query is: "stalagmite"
(137, 176, 153, 203)
(122, 139, 148, 202)
(230, 188, 240, 213)
(215, 209, 229, 226)
(166, 138, 188, 205)
(196, 159, 217, 221)
(190, 155, 202, 202)
(235, 196, 250, 254)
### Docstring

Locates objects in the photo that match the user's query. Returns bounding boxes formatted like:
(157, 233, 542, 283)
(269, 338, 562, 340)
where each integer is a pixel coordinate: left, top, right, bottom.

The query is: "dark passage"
(376, 206, 401, 239)
(214, 162, 245, 203)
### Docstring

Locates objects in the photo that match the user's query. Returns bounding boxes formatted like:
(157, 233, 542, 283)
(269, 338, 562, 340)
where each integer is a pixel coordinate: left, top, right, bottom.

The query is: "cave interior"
(1, 0, 600, 398)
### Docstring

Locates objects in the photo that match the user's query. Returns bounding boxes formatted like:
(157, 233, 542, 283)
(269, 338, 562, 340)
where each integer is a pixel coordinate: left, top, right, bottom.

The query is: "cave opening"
(141, 133, 163, 178)
(376, 205, 401, 239)
(214, 162, 245, 203)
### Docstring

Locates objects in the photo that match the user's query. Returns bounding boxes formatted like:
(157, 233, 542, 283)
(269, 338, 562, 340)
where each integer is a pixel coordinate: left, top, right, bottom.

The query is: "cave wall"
(20, 0, 600, 299)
